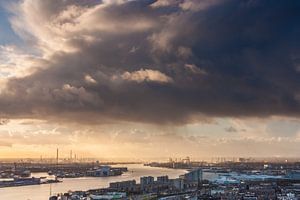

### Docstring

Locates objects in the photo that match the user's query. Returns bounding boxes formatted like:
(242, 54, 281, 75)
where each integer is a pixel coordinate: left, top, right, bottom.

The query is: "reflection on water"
(0, 164, 187, 200)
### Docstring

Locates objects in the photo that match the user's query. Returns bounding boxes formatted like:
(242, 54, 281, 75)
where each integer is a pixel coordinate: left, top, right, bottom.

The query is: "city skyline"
(0, 0, 300, 159)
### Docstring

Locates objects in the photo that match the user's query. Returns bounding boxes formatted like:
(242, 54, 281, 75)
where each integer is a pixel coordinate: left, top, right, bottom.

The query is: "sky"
(0, 0, 299, 160)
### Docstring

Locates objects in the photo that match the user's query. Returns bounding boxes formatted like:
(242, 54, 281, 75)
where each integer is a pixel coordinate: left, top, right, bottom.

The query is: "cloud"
(0, 45, 46, 78)
(150, 0, 179, 8)
(84, 74, 97, 84)
(225, 126, 238, 133)
(0, 119, 9, 125)
(225, 126, 246, 133)
(150, 0, 223, 11)
(0, 141, 12, 147)
(179, 0, 223, 11)
(7, 0, 157, 55)
(184, 64, 207, 75)
(266, 118, 300, 137)
(0, 0, 299, 125)
(0, 117, 299, 157)
(121, 69, 173, 83)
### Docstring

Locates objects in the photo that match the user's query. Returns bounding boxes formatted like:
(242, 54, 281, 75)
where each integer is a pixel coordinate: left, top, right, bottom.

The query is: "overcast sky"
(0, 0, 299, 160)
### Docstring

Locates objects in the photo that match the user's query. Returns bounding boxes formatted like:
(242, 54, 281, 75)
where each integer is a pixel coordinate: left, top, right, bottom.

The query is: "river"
(0, 164, 187, 200)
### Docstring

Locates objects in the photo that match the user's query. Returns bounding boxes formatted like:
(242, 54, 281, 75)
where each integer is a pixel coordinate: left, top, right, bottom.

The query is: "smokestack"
(56, 148, 59, 165)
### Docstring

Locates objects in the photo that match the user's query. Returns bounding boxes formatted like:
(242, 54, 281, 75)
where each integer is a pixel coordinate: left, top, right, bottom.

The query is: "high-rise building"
(140, 176, 154, 187)
(181, 168, 202, 183)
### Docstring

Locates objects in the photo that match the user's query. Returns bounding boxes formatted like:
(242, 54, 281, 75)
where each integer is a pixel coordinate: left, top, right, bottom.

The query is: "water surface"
(0, 164, 187, 200)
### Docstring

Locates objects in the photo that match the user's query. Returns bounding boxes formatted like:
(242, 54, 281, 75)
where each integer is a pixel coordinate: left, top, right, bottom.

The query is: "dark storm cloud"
(0, 0, 300, 124)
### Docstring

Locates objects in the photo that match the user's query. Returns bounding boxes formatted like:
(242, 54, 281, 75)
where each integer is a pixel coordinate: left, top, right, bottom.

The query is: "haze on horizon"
(0, 0, 299, 159)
